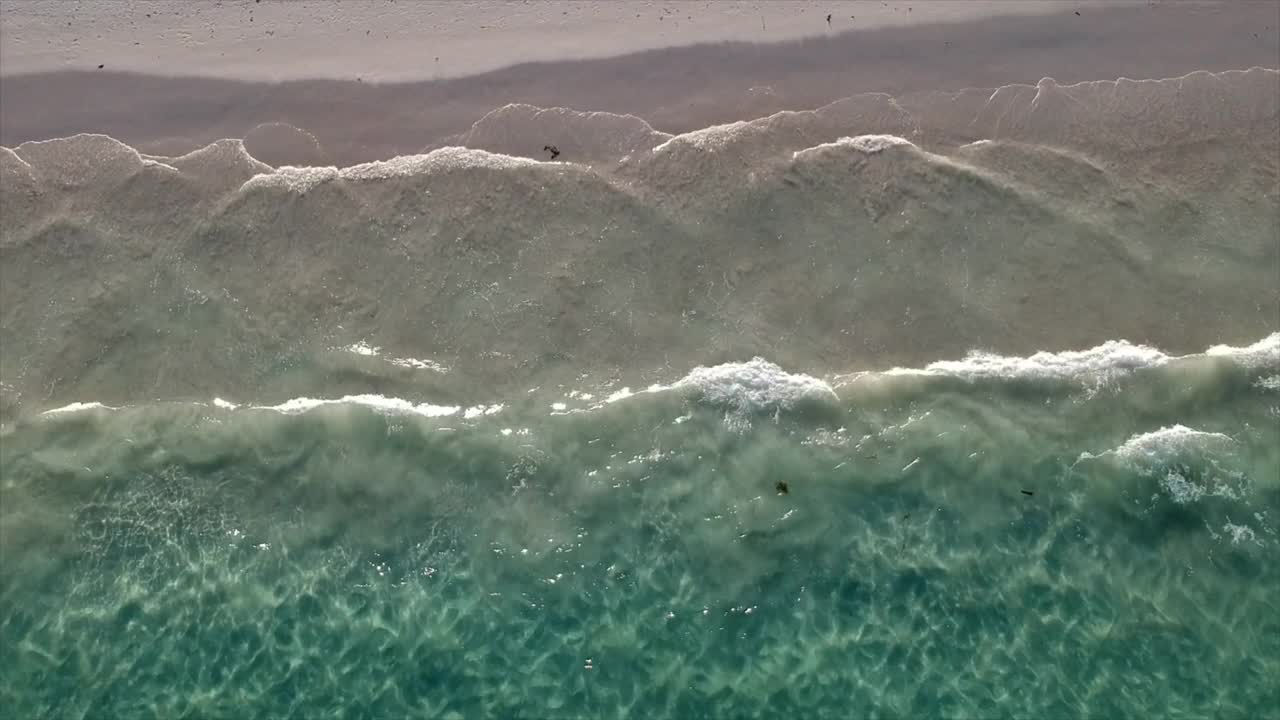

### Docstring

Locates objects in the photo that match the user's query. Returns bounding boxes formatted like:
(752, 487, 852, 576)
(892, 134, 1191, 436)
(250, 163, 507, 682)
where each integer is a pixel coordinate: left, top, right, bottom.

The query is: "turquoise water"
(3, 349, 1278, 718)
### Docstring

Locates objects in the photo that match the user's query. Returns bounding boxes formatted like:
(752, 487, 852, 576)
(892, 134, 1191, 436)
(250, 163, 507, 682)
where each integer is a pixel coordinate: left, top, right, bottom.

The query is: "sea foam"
(249, 394, 461, 418)
(791, 134, 915, 160)
(672, 357, 838, 413)
(1077, 425, 1236, 466)
(846, 333, 1280, 385)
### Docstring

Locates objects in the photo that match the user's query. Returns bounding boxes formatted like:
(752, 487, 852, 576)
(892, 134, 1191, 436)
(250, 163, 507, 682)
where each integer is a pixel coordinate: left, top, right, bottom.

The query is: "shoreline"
(3, 2, 1276, 165)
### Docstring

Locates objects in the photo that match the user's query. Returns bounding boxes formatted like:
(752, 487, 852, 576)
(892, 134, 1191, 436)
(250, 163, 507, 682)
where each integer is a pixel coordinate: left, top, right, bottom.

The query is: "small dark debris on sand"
(775, 481, 789, 496)
(97, 64, 104, 69)
(543, 145, 561, 160)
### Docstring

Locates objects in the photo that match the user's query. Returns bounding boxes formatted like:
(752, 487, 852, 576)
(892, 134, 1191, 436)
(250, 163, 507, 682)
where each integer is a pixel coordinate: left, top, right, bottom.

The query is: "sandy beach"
(2, 1, 1128, 83)
(2, 1, 1275, 164)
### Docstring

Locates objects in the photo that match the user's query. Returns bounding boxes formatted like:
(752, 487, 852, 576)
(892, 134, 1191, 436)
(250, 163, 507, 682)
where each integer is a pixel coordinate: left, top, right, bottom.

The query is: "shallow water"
(3, 339, 1278, 718)
(3, 68, 1279, 422)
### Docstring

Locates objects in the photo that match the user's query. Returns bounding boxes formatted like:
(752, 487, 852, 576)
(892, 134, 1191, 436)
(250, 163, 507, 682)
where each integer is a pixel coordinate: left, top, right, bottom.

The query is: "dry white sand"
(1, 0, 1135, 82)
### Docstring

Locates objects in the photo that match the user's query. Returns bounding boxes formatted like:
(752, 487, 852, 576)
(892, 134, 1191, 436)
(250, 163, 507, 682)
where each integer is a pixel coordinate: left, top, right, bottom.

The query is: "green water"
(2, 355, 1279, 718)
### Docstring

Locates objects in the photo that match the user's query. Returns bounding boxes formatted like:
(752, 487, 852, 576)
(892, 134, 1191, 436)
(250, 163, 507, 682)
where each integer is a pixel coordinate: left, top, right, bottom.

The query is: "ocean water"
(3, 339, 1280, 718)
(2, 67, 1279, 718)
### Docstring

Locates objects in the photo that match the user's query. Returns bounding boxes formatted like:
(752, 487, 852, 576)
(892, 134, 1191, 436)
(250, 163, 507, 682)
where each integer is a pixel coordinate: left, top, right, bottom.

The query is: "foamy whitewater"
(1, 67, 1278, 718)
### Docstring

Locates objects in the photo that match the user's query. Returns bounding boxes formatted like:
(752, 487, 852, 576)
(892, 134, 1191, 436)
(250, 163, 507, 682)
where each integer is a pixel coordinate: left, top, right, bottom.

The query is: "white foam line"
(28, 334, 1278, 421)
(604, 387, 638, 404)
(387, 357, 449, 372)
(792, 135, 915, 160)
(1111, 425, 1235, 457)
(14, 133, 180, 175)
(249, 394, 460, 418)
(167, 137, 256, 164)
(463, 404, 504, 419)
(1205, 334, 1280, 365)
(651, 119, 754, 154)
(573, 359, 836, 421)
(671, 358, 838, 411)
(41, 402, 117, 416)
(841, 332, 1279, 385)
(341, 342, 449, 373)
(239, 146, 546, 193)
(1076, 425, 1236, 465)
(345, 341, 381, 357)
(0, 146, 34, 171)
